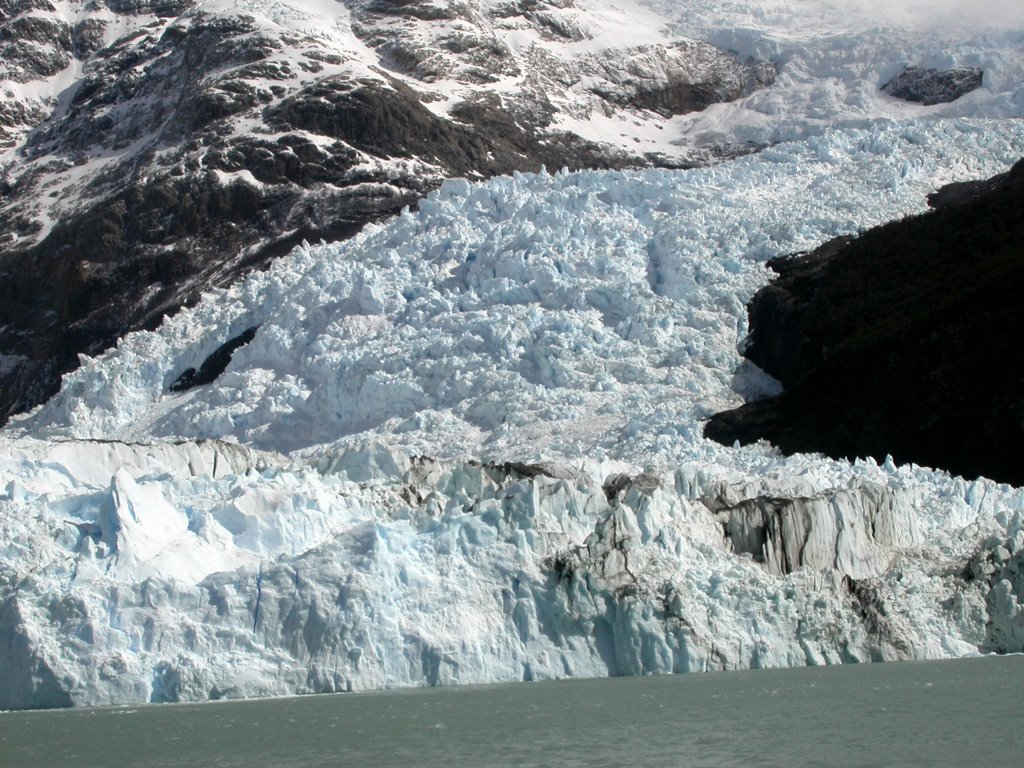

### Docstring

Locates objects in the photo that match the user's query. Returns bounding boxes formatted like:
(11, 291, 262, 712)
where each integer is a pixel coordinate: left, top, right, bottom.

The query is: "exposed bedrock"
(169, 326, 259, 392)
(881, 66, 984, 106)
(705, 159, 1024, 486)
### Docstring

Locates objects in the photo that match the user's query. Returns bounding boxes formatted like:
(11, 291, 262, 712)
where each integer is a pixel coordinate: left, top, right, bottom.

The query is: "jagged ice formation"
(2, 119, 1024, 709)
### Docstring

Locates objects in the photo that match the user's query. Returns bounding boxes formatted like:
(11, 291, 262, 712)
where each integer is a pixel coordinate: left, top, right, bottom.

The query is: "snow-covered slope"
(3, 119, 1024, 709)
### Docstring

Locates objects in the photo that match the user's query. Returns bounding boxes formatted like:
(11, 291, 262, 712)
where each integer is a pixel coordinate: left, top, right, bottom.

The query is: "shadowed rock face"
(881, 66, 983, 105)
(705, 159, 1024, 486)
(0, 0, 774, 425)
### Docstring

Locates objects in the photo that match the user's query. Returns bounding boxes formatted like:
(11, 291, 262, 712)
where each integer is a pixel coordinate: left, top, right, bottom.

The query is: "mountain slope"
(705, 158, 1024, 486)
(0, 0, 776, 424)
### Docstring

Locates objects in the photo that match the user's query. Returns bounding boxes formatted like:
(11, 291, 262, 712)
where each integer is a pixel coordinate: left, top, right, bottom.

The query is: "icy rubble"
(4, 119, 1024, 708)
(20, 119, 1024, 462)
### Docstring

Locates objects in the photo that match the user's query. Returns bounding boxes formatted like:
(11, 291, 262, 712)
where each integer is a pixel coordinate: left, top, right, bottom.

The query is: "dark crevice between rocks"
(705, 158, 1024, 487)
(169, 325, 258, 392)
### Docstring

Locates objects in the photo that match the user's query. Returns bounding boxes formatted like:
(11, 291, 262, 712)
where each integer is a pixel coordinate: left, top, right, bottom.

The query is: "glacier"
(3, 119, 1024, 709)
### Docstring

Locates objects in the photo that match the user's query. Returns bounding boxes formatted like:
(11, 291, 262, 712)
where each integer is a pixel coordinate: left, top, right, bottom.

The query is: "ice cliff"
(3, 119, 1024, 709)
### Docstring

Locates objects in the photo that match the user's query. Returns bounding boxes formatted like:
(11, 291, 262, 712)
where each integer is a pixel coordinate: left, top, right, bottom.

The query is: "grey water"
(1, 656, 1022, 767)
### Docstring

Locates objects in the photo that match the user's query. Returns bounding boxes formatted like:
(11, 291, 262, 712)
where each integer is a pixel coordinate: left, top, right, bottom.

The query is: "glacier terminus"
(1, 0, 1024, 712)
(3, 119, 1024, 709)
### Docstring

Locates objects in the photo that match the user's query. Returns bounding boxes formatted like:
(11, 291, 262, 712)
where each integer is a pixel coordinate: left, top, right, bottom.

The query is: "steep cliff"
(705, 158, 1024, 486)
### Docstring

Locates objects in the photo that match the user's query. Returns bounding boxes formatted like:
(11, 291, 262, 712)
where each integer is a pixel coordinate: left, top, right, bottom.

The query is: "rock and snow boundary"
(3, 119, 1024, 709)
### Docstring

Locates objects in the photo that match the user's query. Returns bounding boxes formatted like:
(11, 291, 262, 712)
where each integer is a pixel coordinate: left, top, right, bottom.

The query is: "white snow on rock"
(3, 118, 1024, 709)
(646, 0, 1024, 150)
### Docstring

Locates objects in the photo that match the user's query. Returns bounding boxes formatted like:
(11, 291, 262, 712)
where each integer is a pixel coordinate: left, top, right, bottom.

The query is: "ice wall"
(1, 437, 1021, 710)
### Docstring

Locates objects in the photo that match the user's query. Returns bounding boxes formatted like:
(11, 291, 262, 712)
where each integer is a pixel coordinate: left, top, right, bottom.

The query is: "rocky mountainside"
(705, 159, 1024, 486)
(0, 0, 775, 424)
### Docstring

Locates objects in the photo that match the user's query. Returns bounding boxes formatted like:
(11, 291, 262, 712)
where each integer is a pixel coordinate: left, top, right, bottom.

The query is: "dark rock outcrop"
(169, 326, 258, 392)
(925, 164, 1017, 209)
(881, 66, 984, 105)
(706, 159, 1024, 486)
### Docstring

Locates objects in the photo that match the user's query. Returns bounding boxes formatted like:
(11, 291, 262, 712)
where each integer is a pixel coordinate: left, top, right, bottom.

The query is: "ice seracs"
(3, 0, 1024, 427)
(3, 118, 1024, 709)
(1, 433, 1020, 709)
(2, 0, 786, 427)
(19, 119, 1024, 463)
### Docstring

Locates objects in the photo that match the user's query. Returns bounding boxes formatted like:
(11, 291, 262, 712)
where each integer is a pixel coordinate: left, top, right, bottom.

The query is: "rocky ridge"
(0, 0, 775, 424)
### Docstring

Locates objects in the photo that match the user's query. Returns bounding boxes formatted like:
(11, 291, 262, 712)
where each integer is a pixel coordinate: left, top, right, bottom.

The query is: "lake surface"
(1, 656, 1022, 767)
